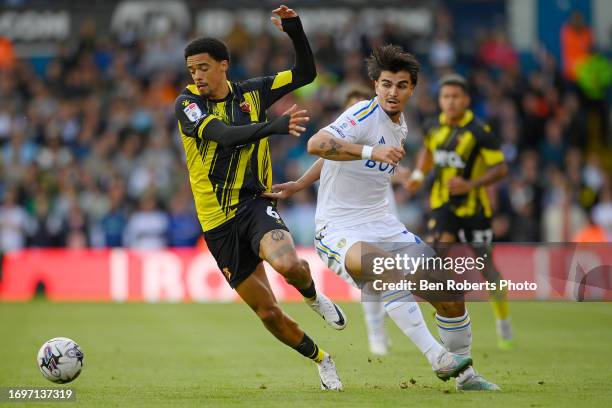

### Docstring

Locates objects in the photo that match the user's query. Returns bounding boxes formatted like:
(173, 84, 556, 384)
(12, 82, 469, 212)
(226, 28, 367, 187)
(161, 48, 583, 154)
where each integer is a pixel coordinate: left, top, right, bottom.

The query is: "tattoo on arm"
(325, 139, 342, 156)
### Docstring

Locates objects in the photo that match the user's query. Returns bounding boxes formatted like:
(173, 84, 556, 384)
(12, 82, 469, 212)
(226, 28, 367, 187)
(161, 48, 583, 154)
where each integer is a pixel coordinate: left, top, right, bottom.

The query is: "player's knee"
(270, 254, 301, 276)
(437, 301, 465, 317)
(256, 305, 283, 327)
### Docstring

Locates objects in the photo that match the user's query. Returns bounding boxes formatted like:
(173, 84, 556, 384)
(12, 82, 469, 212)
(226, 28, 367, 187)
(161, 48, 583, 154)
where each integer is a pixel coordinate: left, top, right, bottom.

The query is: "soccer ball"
(36, 337, 84, 383)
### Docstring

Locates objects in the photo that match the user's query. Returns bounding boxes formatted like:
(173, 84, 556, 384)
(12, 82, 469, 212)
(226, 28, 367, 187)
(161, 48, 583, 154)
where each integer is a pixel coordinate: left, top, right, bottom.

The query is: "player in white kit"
(267, 45, 499, 390)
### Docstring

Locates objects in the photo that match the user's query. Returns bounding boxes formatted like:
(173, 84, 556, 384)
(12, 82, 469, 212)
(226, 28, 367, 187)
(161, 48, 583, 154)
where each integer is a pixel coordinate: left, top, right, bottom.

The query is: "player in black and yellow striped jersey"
(174, 5, 344, 390)
(407, 73, 514, 350)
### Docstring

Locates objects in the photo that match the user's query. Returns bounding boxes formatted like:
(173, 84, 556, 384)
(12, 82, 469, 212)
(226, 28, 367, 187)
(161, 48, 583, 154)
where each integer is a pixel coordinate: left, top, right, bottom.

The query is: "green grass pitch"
(1, 301, 611, 407)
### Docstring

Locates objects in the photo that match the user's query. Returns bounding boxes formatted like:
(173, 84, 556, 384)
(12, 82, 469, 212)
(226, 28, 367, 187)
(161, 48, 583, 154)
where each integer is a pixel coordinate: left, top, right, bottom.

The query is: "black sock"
(298, 281, 316, 299)
(294, 333, 324, 363)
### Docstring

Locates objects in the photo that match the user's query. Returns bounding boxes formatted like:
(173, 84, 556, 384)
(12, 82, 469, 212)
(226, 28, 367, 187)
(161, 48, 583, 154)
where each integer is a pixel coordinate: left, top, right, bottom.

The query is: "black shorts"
(428, 204, 493, 244)
(204, 197, 290, 289)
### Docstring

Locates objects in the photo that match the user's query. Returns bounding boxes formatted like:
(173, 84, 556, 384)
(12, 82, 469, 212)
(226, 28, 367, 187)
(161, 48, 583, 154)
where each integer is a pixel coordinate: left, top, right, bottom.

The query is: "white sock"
(382, 290, 444, 365)
(435, 310, 472, 357)
(361, 297, 387, 346)
(496, 318, 513, 341)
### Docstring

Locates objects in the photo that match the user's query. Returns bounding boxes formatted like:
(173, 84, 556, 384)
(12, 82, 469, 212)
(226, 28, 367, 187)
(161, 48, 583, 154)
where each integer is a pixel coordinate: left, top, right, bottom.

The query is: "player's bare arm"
(307, 130, 405, 165)
(406, 147, 433, 193)
(448, 161, 508, 195)
(263, 158, 323, 200)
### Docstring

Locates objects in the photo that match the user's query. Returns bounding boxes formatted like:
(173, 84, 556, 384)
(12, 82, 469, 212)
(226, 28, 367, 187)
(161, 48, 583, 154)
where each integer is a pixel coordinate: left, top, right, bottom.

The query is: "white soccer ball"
(36, 337, 83, 383)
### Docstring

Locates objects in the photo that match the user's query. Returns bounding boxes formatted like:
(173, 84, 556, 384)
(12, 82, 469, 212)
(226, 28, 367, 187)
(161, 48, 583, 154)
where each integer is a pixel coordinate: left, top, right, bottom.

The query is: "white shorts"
(314, 215, 423, 288)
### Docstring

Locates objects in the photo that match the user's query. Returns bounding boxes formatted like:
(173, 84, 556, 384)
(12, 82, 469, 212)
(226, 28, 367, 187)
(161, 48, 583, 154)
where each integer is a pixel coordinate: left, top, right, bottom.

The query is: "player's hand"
(271, 5, 298, 32)
(282, 104, 309, 137)
(262, 181, 303, 200)
(448, 176, 473, 195)
(372, 146, 405, 166)
(405, 177, 423, 193)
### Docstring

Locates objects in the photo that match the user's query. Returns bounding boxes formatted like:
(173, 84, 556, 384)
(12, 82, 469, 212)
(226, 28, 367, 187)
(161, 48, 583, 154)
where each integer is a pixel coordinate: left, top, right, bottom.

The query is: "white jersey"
(315, 97, 407, 230)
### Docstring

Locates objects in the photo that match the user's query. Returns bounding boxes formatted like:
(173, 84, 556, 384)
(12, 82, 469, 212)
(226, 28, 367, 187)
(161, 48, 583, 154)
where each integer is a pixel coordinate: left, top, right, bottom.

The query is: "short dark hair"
(438, 73, 468, 92)
(366, 44, 420, 85)
(184, 37, 230, 62)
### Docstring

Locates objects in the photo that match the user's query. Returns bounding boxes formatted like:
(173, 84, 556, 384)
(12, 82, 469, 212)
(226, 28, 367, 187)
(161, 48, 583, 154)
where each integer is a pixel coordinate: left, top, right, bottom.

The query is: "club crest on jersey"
(240, 101, 251, 113)
(183, 102, 205, 122)
(337, 238, 347, 248)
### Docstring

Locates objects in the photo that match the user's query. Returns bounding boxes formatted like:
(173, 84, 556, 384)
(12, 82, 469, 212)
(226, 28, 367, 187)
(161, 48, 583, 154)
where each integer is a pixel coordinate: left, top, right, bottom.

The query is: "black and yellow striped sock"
(294, 333, 325, 363)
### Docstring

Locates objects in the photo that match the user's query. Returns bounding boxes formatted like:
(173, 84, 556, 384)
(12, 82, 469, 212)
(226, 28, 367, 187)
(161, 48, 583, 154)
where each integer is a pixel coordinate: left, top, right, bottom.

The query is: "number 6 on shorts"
(266, 206, 280, 219)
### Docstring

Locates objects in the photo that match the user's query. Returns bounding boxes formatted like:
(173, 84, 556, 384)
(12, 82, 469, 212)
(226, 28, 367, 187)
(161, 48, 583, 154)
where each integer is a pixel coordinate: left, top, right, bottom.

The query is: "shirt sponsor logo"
(183, 102, 205, 122)
(434, 150, 466, 168)
(329, 125, 346, 138)
(344, 116, 357, 126)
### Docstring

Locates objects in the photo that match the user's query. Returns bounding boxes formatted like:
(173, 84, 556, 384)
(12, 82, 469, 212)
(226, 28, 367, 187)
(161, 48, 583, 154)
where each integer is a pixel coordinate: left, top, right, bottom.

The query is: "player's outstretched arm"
(265, 5, 316, 102)
(263, 158, 323, 199)
(307, 130, 405, 165)
(204, 104, 308, 146)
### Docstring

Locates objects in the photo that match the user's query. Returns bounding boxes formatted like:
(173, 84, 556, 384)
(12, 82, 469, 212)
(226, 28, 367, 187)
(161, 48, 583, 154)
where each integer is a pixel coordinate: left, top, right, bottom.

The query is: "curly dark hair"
(184, 37, 230, 62)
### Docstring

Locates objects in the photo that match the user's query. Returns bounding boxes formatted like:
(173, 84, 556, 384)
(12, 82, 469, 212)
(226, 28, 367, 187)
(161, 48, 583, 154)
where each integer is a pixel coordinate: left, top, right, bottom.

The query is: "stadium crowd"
(0, 8, 611, 251)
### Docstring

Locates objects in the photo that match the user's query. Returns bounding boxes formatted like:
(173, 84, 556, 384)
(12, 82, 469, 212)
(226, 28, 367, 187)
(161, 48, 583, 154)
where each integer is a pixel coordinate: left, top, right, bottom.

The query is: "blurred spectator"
(502, 150, 543, 242)
(590, 175, 612, 240)
(576, 51, 612, 148)
(429, 31, 456, 70)
(0, 37, 15, 70)
(539, 119, 565, 168)
(542, 168, 588, 242)
(168, 190, 201, 247)
(29, 193, 67, 247)
(66, 202, 89, 248)
(0, 188, 31, 252)
(477, 29, 518, 72)
(97, 181, 127, 247)
(281, 189, 317, 246)
(561, 11, 593, 81)
(123, 193, 168, 249)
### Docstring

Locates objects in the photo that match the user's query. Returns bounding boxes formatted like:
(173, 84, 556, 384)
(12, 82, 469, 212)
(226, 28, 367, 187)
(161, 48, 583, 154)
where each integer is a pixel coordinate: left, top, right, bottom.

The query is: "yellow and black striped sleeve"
(240, 16, 316, 110)
(474, 123, 505, 166)
(175, 95, 291, 147)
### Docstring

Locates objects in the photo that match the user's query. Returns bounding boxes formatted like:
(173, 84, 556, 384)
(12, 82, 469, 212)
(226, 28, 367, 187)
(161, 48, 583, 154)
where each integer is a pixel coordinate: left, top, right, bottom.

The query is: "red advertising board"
(0, 248, 360, 302)
(1, 245, 610, 302)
